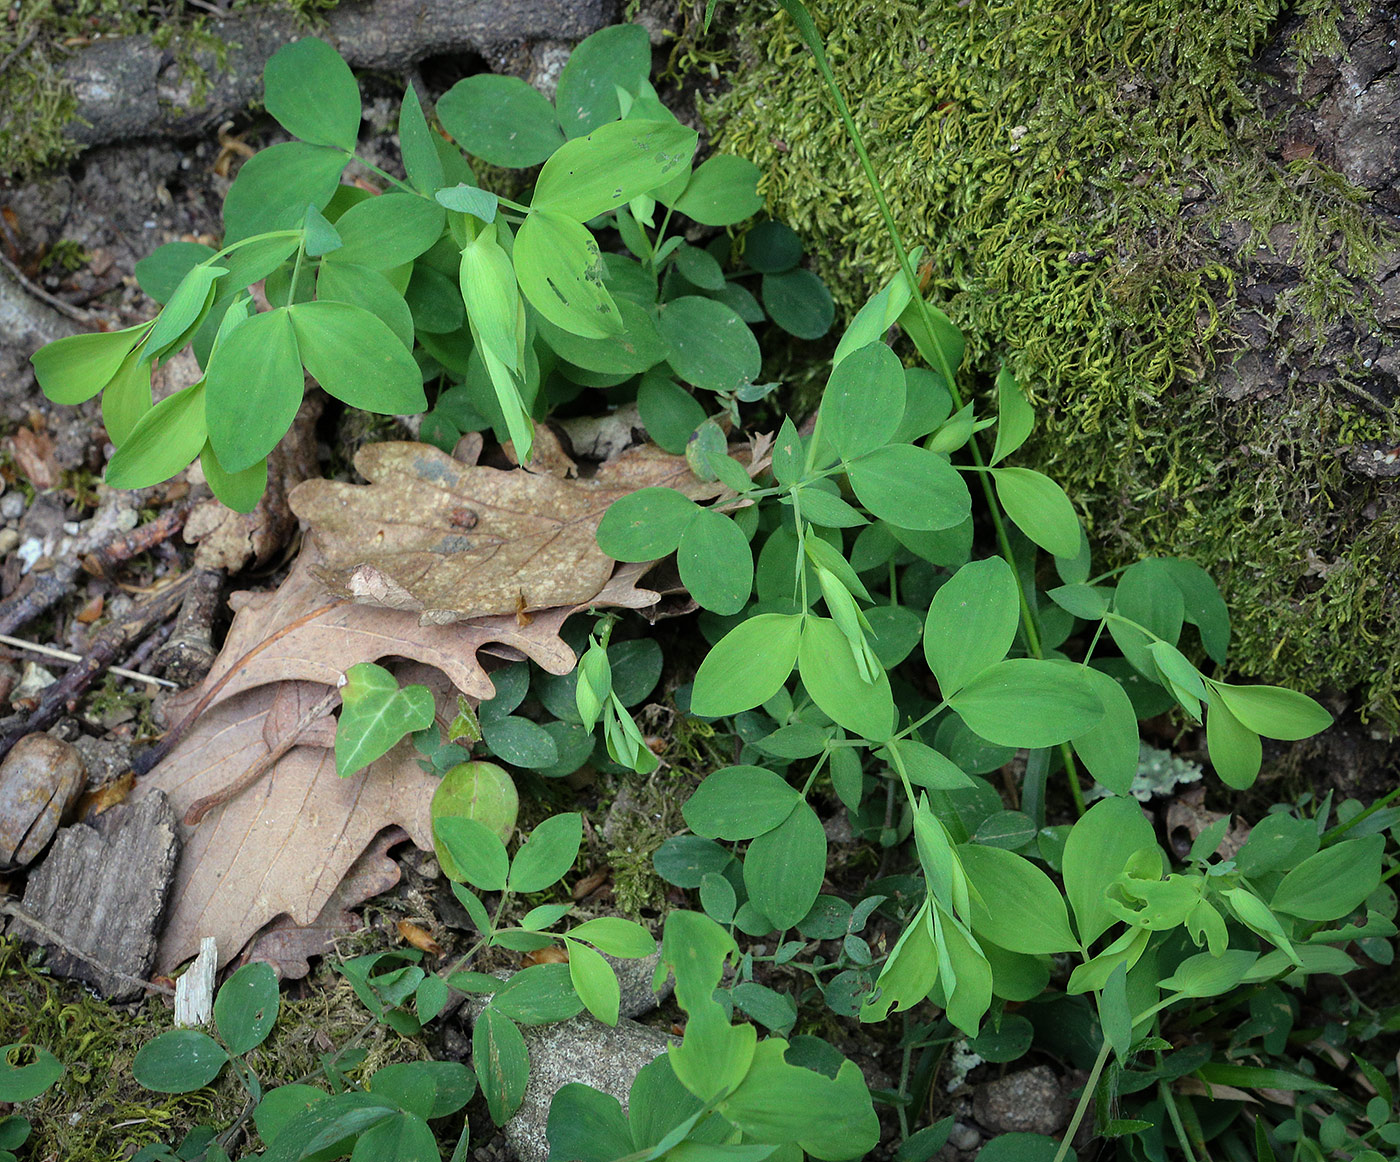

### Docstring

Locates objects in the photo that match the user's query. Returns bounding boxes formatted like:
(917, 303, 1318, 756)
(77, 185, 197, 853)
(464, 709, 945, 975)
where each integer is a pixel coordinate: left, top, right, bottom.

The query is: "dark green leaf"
(659, 295, 761, 392)
(744, 220, 802, 273)
(745, 799, 827, 929)
(132, 1030, 228, 1094)
(482, 715, 559, 769)
(135, 241, 217, 304)
(473, 1010, 529, 1125)
(678, 507, 753, 614)
(490, 963, 585, 1025)
(546, 1085, 633, 1162)
(763, 268, 834, 338)
(668, 155, 764, 226)
(0, 1046, 63, 1103)
(637, 374, 705, 454)
(438, 75, 564, 168)
(652, 835, 734, 888)
(555, 23, 651, 137)
(213, 962, 279, 1055)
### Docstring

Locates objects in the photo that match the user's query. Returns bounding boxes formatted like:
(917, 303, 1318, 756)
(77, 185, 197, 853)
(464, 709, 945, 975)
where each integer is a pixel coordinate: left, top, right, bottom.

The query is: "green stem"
(1158, 1072, 1201, 1162)
(355, 156, 418, 196)
(1321, 784, 1400, 846)
(209, 228, 301, 265)
(1053, 1037, 1111, 1162)
(285, 241, 307, 309)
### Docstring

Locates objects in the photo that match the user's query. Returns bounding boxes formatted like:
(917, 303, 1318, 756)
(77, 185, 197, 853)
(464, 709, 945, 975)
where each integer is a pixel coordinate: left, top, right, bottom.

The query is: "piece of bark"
(9, 790, 180, 1000)
(174, 937, 217, 1027)
(61, 0, 613, 151)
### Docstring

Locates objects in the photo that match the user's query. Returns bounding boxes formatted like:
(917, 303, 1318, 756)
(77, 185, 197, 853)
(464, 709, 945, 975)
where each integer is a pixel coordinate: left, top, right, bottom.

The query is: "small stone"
(973, 1065, 1067, 1137)
(948, 1122, 981, 1151)
(11, 662, 57, 707)
(1, 493, 25, 520)
(0, 732, 85, 867)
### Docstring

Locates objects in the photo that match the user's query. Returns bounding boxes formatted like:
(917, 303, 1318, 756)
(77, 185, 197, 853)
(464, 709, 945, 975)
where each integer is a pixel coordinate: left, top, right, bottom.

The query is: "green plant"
(27, 26, 829, 514)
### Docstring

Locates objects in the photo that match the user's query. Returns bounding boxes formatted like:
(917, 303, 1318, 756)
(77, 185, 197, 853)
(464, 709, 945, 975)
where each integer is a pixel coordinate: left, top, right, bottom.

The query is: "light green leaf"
(667, 154, 764, 226)
(820, 341, 904, 459)
(532, 120, 697, 221)
(100, 353, 152, 446)
(948, 659, 1103, 749)
(1158, 950, 1259, 998)
(437, 75, 564, 168)
(263, 37, 361, 151)
(222, 142, 348, 242)
(1071, 667, 1139, 797)
(1160, 557, 1231, 664)
(1205, 692, 1262, 789)
(32, 323, 150, 405)
(861, 901, 937, 1022)
(1271, 834, 1385, 921)
(335, 663, 435, 777)
(515, 209, 623, 338)
(597, 487, 700, 561)
(200, 442, 267, 514)
(798, 616, 895, 742)
(743, 800, 827, 931)
(398, 83, 445, 194)
(923, 557, 1019, 696)
(289, 300, 426, 414)
(568, 917, 655, 958)
(684, 766, 800, 840)
(678, 508, 753, 615)
(959, 844, 1077, 954)
(691, 613, 802, 717)
(565, 940, 622, 1026)
(555, 23, 651, 136)
(897, 296, 964, 378)
(1061, 797, 1156, 946)
(435, 184, 497, 222)
(1212, 682, 1334, 741)
(105, 381, 207, 490)
(883, 739, 973, 790)
(991, 467, 1080, 558)
(316, 261, 414, 350)
(325, 193, 445, 269)
(989, 365, 1034, 465)
(142, 263, 226, 361)
(833, 268, 913, 368)
(846, 444, 970, 531)
(205, 306, 304, 473)
(509, 813, 583, 893)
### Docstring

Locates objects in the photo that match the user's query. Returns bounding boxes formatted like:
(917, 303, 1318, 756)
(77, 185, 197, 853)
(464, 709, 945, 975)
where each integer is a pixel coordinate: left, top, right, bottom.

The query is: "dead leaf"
(8, 428, 58, 491)
(288, 440, 719, 624)
(1166, 785, 1250, 860)
(397, 920, 442, 956)
(242, 827, 408, 978)
(132, 681, 436, 972)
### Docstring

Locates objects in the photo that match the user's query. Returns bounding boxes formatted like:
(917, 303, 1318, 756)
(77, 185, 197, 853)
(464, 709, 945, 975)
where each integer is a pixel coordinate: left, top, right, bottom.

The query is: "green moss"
(703, 0, 1400, 724)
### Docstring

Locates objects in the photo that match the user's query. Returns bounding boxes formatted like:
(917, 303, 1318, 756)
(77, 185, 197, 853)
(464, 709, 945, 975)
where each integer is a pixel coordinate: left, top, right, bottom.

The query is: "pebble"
(0, 733, 86, 867)
(0, 494, 24, 520)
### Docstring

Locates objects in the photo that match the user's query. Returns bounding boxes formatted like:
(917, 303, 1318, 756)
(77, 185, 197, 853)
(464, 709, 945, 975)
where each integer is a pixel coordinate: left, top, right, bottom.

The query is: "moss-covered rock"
(702, 0, 1400, 725)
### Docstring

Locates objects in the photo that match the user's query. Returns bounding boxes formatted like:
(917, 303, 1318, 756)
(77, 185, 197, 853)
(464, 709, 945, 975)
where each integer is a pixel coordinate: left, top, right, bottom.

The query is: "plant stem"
(1053, 1037, 1110, 1162)
(1321, 784, 1400, 845)
(1159, 1075, 1202, 1162)
(285, 241, 306, 309)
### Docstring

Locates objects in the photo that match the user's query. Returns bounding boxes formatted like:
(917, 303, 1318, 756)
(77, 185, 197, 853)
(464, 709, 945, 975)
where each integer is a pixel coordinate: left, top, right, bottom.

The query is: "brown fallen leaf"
(132, 681, 436, 972)
(242, 826, 408, 979)
(288, 440, 720, 624)
(8, 427, 59, 491)
(397, 920, 443, 957)
(1166, 785, 1250, 861)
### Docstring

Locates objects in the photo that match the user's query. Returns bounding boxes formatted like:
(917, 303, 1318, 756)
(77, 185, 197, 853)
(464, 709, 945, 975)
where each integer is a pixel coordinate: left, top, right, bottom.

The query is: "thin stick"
(0, 633, 176, 688)
(0, 251, 93, 325)
(182, 686, 340, 825)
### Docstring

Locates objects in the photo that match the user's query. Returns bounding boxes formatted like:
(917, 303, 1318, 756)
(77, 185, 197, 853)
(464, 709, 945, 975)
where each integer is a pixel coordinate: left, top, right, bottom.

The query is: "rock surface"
(972, 1065, 1068, 1138)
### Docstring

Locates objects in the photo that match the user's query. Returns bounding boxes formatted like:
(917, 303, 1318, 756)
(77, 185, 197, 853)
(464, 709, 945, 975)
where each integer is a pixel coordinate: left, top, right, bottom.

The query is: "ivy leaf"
(335, 663, 435, 778)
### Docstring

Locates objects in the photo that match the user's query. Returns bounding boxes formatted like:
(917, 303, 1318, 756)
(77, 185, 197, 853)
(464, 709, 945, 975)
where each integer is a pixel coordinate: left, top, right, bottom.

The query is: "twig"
(0, 250, 93, 325)
(0, 30, 38, 80)
(0, 632, 176, 688)
(81, 502, 194, 576)
(0, 900, 176, 996)
(0, 574, 191, 761)
(182, 686, 340, 825)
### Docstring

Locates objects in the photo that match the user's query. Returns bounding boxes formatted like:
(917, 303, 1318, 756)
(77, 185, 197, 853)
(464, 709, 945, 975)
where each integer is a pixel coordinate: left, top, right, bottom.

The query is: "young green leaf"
(665, 154, 764, 226)
(597, 487, 701, 561)
(213, 962, 280, 1055)
(923, 557, 1019, 696)
(1204, 695, 1262, 789)
(820, 341, 905, 459)
(100, 353, 153, 446)
(1061, 796, 1156, 946)
(221, 142, 349, 242)
(132, 1030, 229, 1094)
(690, 613, 802, 717)
(798, 615, 896, 741)
(684, 766, 800, 840)
(990, 467, 1080, 558)
(566, 940, 622, 1026)
(436, 184, 498, 222)
(532, 120, 697, 221)
(959, 844, 1077, 954)
(833, 268, 913, 368)
(1211, 682, 1333, 741)
(205, 306, 304, 473)
(335, 663, 435, 777)
(141, 263, 226, 362)
(263, 37, 361, 151)
(437, 75, 564, 168)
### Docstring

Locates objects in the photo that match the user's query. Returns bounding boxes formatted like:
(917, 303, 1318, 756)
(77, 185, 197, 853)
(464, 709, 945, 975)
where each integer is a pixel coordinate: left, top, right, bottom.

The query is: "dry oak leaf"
(132, 680, 434, 973)
(287, 440, 721, 625)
